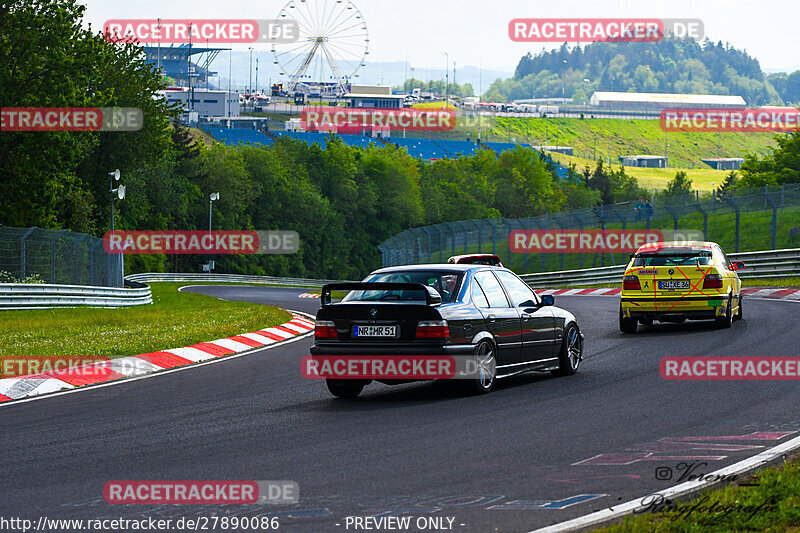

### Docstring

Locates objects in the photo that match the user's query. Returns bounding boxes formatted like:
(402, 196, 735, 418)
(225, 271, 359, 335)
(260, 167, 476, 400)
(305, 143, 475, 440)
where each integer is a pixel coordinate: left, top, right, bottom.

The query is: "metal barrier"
(0, 282, 152, 310)
(125, 273, 348, 287)
(521, 248, 800, 288)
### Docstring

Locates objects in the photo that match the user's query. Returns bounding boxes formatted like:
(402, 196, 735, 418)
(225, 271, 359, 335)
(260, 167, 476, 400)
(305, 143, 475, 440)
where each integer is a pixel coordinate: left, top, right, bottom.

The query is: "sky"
(82, 0, 800, 88)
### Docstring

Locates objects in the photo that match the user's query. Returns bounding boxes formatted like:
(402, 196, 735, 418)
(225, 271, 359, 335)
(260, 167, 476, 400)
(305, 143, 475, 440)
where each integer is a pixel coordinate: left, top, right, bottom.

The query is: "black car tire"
(326, 379, 364, 399)
(464, 339, 496, 394)
(552, 323, 582, 377)
(619, 306, 638, 333)
(715, 297, 733, 329)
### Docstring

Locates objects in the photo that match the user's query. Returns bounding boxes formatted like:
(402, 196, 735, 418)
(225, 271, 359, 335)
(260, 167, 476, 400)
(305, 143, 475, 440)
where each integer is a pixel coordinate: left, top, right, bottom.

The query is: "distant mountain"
(485, 38, 800, 106)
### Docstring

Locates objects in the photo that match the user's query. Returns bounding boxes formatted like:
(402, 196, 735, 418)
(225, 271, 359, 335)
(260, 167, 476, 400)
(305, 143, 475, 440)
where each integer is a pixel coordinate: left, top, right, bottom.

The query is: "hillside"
(443, 116, 778, 173)
(486, 38, 787, 105)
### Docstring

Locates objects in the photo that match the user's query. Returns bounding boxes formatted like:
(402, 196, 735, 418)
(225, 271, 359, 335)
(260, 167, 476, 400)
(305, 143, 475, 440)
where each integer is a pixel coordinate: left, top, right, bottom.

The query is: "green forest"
(485, 39, 800, 106)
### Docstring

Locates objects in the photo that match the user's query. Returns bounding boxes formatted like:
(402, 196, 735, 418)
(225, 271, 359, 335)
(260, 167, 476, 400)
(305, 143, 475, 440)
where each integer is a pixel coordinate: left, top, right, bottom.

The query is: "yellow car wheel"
(619, 305, 637, 334)
(715, 297, 733, 329)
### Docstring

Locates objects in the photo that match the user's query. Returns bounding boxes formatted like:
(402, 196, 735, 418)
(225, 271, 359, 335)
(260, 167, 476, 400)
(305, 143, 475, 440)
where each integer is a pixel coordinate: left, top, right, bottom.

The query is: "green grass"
(595, 454, 800, 532)
(474, 116, 777, 171)
(547, 152, 734, 192)
(0, 282, 292, 358)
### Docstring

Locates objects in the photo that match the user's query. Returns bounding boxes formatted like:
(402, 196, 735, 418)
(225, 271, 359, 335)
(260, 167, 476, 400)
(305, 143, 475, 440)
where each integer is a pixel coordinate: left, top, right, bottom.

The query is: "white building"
(344, 85, 405, 109)
(590, 91, 746, 111)
(157, 88, 240, 118)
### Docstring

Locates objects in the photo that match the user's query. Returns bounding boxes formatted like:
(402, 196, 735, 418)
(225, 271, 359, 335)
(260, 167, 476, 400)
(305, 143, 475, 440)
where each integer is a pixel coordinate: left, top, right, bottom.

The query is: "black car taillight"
(314, 320, 338, 339)
(703, 274, 723, 289)
(416, 320, 450, 339)
(623, 275, 641, 291)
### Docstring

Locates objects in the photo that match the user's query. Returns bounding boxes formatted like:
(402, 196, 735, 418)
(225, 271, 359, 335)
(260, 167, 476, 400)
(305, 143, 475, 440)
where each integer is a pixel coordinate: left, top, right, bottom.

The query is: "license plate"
(658, 280, 690, 290)
(353, 325, 397, 337)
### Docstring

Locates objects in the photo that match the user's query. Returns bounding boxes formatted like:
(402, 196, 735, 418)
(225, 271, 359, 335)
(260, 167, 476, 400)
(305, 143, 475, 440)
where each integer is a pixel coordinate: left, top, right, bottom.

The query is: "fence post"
(724, 197, 741, 252)
(501, 218, 513, 268)
(19, 227, 37, 281)
(89, 239, 103, 285)
(50, 229, 68, 284)
(422, 226, 433, 263)
(443, 222, 456, 259)
(762, 191, 778, 250)
(72, 233, 89, 285)
(438, 225, 444, 263)
(693, 203, 708, 241)
(664, 205, 679, 231)
(542, 213, 549, 271)
(491, 222, 497, 255)
(572, 213, 584, 270)
(476, 220, 483, 253)
(403, 232, 413, 265)
(458, 221, 469, 255)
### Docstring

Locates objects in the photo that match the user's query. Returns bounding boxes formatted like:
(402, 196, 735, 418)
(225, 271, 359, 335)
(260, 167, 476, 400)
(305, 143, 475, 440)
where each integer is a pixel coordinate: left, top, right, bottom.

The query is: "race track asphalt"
(1, 285, 798, 533)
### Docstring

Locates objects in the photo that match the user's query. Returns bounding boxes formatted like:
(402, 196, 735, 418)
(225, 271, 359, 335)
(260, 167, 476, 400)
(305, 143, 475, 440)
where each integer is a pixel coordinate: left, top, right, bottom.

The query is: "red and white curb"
(299, 292, 320, 298)
(0, 313, 314, 403)
(538, 287, 800, 300)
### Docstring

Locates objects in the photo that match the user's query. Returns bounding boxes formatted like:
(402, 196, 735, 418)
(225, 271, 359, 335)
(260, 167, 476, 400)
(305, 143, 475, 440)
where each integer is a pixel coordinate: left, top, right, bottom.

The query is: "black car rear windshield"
(341, 271, 463, 304)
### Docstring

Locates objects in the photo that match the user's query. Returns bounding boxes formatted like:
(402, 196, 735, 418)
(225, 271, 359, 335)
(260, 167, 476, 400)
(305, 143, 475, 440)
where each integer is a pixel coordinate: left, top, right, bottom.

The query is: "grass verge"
(0, 282, 292, 358)
(595, 454, 800, 532)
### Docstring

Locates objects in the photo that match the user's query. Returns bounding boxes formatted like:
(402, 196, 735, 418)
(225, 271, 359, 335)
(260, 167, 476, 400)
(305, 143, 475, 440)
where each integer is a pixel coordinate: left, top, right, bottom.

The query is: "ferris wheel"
(271, 0, 369, 96)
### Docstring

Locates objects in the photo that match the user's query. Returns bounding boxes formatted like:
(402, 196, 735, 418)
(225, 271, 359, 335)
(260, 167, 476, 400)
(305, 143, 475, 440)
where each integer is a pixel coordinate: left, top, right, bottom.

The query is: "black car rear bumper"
(310, 343, 476, 356)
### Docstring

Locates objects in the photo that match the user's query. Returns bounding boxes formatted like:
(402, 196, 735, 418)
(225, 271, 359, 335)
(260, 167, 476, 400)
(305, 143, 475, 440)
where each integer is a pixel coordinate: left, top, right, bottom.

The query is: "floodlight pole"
(209, 193, 219, 233)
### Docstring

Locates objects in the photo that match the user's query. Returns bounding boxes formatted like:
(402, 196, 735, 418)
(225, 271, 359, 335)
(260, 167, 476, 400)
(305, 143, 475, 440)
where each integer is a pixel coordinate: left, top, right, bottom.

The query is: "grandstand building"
(590, 91, 746, 111)
(144, 45, 226, 87)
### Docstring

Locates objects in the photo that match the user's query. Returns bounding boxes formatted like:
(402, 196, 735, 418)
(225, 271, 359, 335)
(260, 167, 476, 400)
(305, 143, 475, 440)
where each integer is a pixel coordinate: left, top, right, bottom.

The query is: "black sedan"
(310, 264, 584, 398)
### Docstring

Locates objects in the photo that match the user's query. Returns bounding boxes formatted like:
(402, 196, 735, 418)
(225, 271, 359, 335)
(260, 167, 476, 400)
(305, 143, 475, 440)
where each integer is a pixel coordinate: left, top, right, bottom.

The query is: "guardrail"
(125, 273, 348, 287)
(0, 282, 152, 310)
(520, 248, 800, 288)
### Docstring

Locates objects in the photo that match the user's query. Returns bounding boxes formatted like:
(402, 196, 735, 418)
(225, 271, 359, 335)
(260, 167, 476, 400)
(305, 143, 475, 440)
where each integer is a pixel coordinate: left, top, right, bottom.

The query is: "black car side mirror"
(541, 294, 555, 306)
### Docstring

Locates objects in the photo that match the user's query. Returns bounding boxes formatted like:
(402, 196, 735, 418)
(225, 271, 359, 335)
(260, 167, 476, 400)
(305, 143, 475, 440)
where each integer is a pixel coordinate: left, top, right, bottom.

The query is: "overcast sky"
(83, 0, 800, 75)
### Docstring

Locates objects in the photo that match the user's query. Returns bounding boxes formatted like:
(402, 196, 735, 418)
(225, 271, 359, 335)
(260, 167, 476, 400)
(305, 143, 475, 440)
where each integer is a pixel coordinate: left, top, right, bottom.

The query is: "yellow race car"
(619, 241, 744, 333)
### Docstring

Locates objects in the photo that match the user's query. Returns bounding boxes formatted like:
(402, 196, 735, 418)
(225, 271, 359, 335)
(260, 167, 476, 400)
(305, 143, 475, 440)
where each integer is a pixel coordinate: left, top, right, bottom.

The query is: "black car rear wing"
(320, 283, 442, 307)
